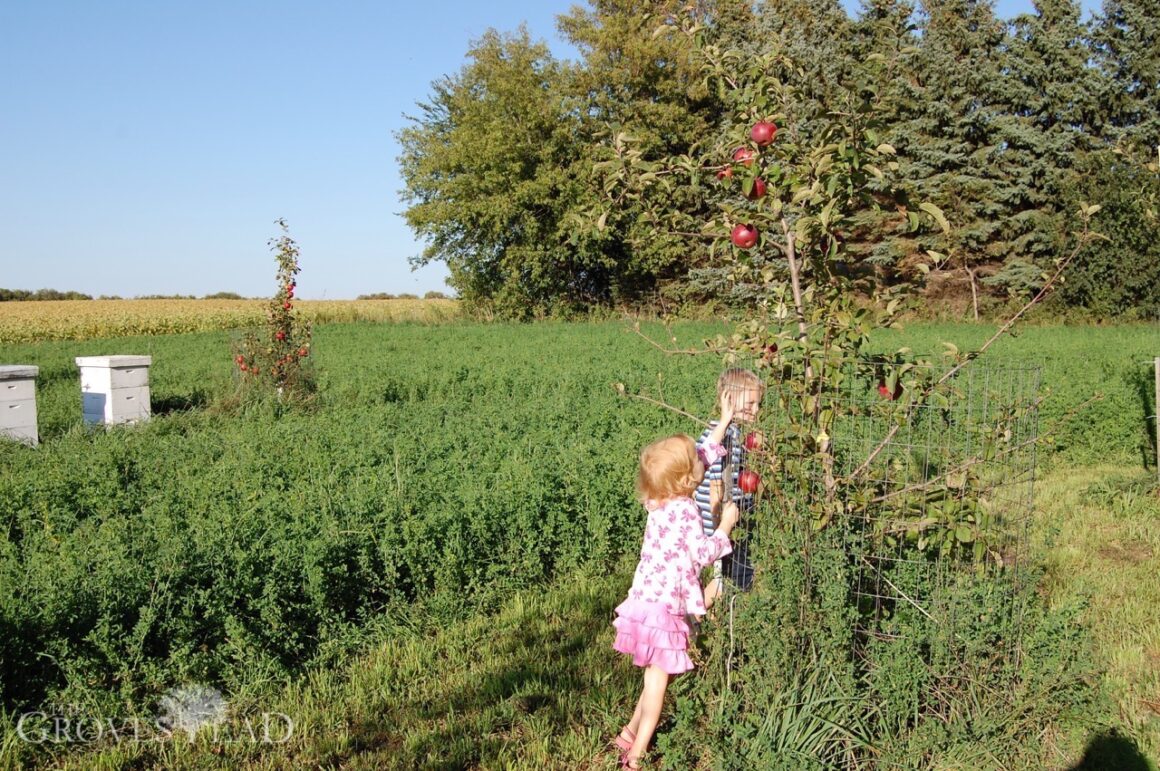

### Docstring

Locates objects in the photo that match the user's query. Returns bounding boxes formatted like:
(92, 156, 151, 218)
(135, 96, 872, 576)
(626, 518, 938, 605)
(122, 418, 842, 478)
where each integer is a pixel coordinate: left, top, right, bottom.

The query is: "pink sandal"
(613, 726, 635, 753)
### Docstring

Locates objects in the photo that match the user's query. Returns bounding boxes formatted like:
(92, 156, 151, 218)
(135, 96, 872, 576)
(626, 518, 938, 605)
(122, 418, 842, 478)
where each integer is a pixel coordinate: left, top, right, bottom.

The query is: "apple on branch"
(731, 223, 758, 249)
(744, 431, 764, 451)
(732, 146, 755, 167)
(738, 469, 761, 494)
(750, 121, 778, 147)
(877, 379, 902, 401)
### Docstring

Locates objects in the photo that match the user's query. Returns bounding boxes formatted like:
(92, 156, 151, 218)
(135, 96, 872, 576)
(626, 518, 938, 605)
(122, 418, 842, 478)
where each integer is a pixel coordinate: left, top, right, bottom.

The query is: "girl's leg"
(614, 698, 643, 751)
(625, 665, 669, 767)
(624, 697, 643, 737)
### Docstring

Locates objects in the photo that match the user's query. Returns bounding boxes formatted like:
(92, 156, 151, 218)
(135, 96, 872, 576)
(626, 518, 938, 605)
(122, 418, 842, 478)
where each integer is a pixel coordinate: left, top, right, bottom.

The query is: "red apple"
(275, 330, 286, 341)
(738, 469, 761, 494)
(731, 223, 758, 249)
(732, 147, 755, 167)
(298, 347, 309, 357)
(745, 177, 767, 200)
(877, 380, 902, 401)
(716, 165, 733, 180)
(234, 354, 245, 365)
(283, 301, 292, 310)
(744, 431, 764, 451)
(750, 121, 778, 147)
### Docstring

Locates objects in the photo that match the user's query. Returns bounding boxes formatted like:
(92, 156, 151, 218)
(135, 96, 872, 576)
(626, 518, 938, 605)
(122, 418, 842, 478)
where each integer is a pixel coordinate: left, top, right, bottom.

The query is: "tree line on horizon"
(0, 290, 454, 302)
(397, 0, 1159, 320)
(0, 290, 252, 301)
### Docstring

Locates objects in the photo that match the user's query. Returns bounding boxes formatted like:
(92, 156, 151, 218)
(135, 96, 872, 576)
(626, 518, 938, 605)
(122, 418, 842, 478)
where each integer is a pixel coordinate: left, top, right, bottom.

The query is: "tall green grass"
(0, 319, 1156, 768)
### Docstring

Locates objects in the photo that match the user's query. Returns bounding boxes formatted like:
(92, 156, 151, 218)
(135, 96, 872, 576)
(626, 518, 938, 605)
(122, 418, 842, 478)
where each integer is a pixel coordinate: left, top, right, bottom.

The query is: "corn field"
(0, 299, 460, 343)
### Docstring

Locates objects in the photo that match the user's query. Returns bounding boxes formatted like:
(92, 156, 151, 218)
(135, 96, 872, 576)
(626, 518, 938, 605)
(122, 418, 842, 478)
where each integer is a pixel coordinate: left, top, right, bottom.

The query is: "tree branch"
(844, 224, 1096, 483)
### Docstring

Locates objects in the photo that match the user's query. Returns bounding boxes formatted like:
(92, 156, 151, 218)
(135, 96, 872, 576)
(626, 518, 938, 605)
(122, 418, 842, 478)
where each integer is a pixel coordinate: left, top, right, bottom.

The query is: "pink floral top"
(626, 442, 733, 618)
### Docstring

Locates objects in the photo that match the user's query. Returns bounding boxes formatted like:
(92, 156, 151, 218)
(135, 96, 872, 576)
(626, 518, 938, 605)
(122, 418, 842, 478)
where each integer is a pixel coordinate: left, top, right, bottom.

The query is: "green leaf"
(919, 202, 951, 234)
(818, 199, 836, 228)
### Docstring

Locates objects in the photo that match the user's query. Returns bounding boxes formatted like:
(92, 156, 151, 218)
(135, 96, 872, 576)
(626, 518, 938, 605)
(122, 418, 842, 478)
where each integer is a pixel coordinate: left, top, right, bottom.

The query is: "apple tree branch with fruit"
(598, 12, 1099, 561)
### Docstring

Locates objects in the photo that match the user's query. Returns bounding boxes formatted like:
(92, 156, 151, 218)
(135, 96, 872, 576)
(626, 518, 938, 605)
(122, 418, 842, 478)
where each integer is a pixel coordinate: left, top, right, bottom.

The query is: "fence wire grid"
(715, 356, 1041, 663)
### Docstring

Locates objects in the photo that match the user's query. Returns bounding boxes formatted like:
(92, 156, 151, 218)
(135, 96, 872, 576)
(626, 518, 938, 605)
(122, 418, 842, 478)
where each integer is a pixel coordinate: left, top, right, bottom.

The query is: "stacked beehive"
(0, 365, 39, 445)
(75, 355, 152, 425)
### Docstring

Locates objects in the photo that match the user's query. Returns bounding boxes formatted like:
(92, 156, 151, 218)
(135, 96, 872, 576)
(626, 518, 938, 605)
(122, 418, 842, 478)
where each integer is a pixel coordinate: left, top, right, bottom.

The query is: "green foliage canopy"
(397, 0, 1160, 319)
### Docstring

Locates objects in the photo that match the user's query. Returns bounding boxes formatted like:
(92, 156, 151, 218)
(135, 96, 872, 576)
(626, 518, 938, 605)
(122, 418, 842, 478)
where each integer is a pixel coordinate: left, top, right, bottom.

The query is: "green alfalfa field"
(0, 319, 1157, 769)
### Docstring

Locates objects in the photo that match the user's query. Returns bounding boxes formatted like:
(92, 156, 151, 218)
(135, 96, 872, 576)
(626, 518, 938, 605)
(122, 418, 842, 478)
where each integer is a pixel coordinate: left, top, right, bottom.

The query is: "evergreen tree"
(1091, 0, 1160, 153)
(1058, 150, 1160, 317)
(756, 0, 855, 102)
(845, 0, 923, 286)
(888, 0, 1014, 318)
(1065, 0, 1160, 317)
(982, 0, 1104, 298)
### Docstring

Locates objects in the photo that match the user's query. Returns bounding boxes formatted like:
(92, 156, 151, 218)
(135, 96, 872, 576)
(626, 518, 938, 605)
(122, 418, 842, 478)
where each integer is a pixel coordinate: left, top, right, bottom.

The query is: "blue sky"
(1, 1, 1100, 300)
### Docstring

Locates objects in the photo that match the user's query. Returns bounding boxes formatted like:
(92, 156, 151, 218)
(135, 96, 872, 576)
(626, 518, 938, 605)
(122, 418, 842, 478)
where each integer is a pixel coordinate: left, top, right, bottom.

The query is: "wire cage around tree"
(713, 355, 1041, 669)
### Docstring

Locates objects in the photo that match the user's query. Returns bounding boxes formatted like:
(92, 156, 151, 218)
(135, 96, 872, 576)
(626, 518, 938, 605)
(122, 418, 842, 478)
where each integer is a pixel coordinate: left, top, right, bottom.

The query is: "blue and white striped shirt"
(694, 422, 752, 537)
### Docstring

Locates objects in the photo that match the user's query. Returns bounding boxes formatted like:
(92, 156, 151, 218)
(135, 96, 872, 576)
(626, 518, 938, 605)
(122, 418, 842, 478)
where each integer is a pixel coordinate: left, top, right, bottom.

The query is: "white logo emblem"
(157, 684, 228, 740)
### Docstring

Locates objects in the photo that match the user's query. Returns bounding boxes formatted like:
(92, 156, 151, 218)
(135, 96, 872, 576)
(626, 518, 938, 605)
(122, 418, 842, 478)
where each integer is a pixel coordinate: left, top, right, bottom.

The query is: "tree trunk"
(966, 265, 979, 321)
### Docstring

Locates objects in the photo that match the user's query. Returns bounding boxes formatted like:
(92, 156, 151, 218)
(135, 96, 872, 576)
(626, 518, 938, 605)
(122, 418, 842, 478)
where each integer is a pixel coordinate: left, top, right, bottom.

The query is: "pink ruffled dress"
(613, 442, 733, 674)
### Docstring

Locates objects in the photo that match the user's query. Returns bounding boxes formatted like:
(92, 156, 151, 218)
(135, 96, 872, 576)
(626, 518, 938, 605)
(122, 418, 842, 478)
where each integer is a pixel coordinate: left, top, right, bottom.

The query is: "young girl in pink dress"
(611, 396, 740, 768)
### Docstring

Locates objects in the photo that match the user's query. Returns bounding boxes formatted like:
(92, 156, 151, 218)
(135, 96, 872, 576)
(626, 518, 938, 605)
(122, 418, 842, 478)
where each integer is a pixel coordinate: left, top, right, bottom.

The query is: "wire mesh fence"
(715, 356, 1041, 663)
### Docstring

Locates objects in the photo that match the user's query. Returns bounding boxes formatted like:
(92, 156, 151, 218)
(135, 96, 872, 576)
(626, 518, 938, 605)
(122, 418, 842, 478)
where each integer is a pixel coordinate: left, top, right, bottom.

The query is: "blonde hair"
(717, 367, 764, 397)
(637, 434, 702, 504)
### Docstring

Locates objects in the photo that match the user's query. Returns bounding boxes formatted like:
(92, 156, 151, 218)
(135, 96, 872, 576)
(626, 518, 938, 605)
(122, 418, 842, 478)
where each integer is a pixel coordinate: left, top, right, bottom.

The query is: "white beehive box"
(0, 365, 40, 446)
(75, 355, 152, 426)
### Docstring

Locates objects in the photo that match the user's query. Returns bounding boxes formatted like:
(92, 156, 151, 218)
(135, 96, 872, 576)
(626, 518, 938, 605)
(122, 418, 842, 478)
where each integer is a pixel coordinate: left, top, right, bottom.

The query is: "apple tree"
(596, 10, 1099, 764)
(232, 219, 314, 399)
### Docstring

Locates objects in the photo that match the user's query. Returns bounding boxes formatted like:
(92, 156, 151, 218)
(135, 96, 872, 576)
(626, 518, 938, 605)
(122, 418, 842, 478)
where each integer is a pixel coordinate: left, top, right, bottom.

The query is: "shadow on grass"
(151, 389, 209, 416)
(1069, 729, 1155, 771)
(1127, 363, 1158, 471)
(343, 579, 623, 768)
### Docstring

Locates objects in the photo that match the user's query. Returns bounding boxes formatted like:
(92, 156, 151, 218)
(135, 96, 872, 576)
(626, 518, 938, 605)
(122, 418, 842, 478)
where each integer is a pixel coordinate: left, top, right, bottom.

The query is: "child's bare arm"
(709, 479, 723, 527)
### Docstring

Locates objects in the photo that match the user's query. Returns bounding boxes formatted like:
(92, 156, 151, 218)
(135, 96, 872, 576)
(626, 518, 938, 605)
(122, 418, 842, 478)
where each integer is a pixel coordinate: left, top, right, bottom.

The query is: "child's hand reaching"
(707, 391, 736, 447)
(719, 501, 740, 534)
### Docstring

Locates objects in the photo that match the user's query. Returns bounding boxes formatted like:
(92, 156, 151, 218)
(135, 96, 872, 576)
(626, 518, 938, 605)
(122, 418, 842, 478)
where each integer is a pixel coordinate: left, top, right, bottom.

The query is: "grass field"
(0, 318, 1157, 769)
